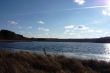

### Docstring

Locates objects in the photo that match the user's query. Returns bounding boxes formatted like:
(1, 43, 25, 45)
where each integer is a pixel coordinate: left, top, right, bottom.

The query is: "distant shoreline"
(0, 40, 33, 42)
(1, 29, 110, 43)
(0, 39, 110, 43)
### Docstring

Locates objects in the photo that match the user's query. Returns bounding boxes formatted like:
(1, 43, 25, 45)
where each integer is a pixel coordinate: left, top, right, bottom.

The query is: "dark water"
(0, 41, 110, 61)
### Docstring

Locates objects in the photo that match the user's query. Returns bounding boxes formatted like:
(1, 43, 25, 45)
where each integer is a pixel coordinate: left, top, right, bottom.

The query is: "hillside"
(0, 29, 27, 40)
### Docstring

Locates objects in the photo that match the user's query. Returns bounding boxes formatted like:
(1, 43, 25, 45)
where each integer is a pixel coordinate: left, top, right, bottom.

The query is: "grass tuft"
(0, 50, 110, 73)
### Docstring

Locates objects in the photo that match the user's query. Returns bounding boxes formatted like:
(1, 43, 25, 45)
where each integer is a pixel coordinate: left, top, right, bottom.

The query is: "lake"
(0, 41, 110, 61)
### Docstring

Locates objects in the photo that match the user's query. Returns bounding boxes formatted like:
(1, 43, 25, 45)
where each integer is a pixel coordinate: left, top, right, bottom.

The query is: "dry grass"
(0, 50, 110, 73)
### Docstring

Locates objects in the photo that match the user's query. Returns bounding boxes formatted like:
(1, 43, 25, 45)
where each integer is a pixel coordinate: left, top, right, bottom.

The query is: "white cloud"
(65, 25, 74, 29)
(74, 0, 85, 5)
(37, 20, 45, 24)
(64, 25, 107, 38)
(8, 20, 18, 25)
(88, 29, 95, 33)
(64, 25, 89, 31)
(102, 8, 110, 16)
(95, 30, 103, 33)
(64, 25, 89, 35)
(38, 27, 50, 32)
(105, 32, 109, 34)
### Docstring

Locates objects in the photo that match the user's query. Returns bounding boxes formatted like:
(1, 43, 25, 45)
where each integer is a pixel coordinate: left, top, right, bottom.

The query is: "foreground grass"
(0, 51, 110, 73)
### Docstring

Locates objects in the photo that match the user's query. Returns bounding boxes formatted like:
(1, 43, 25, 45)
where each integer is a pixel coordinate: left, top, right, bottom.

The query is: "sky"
(1, 0, 110, 38)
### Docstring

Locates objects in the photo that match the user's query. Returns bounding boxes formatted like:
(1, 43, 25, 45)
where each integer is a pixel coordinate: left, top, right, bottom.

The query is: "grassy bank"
(0, 51, 110, 73)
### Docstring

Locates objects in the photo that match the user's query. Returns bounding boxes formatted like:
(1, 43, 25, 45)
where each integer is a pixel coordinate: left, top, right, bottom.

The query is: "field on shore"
(0, 50, 110, 73)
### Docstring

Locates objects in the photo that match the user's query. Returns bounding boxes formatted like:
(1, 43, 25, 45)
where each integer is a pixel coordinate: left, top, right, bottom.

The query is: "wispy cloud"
(37, 27, 50, 32)
(81, 6, 109, 9)
(65, 5, 110, 16)
(8, 20, 18, 25)
(73, 0, 85, 5)
(65, 5, 109, 11)
(37, 20, 45, 24)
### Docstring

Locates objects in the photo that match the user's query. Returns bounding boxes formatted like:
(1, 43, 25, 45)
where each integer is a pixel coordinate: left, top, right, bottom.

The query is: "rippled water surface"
(0, 42, 110, 61)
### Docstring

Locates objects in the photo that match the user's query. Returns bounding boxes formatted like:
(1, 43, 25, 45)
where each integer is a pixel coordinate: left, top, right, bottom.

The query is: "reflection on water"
(1, 42, 110, 61)
(102, 44, 110, 61)
(104, 44, 110, 54)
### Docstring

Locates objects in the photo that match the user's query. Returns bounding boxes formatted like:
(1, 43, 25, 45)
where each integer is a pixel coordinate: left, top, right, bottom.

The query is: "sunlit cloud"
(37, 20, 45, 24)
(102, 8, 110, 16)
(37, 27, 50, 32)
(73, 0, 85, 5)
(8, 20, 18, 25)
(102, 0, 110, 16)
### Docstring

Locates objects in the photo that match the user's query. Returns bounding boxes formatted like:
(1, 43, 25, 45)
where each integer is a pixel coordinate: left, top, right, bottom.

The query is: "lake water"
(0, 41, 110, 61)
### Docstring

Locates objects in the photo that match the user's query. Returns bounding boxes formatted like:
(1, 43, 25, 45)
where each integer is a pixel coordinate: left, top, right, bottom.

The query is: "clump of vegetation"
(0, 50, 110, 73)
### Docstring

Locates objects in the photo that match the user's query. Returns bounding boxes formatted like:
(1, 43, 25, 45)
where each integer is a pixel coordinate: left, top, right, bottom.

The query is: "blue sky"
(1, 0, 110, 38)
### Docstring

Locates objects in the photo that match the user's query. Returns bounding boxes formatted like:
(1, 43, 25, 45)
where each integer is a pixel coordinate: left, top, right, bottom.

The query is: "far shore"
(0, 39, 109, 43)
(1, 29, 110, 43)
